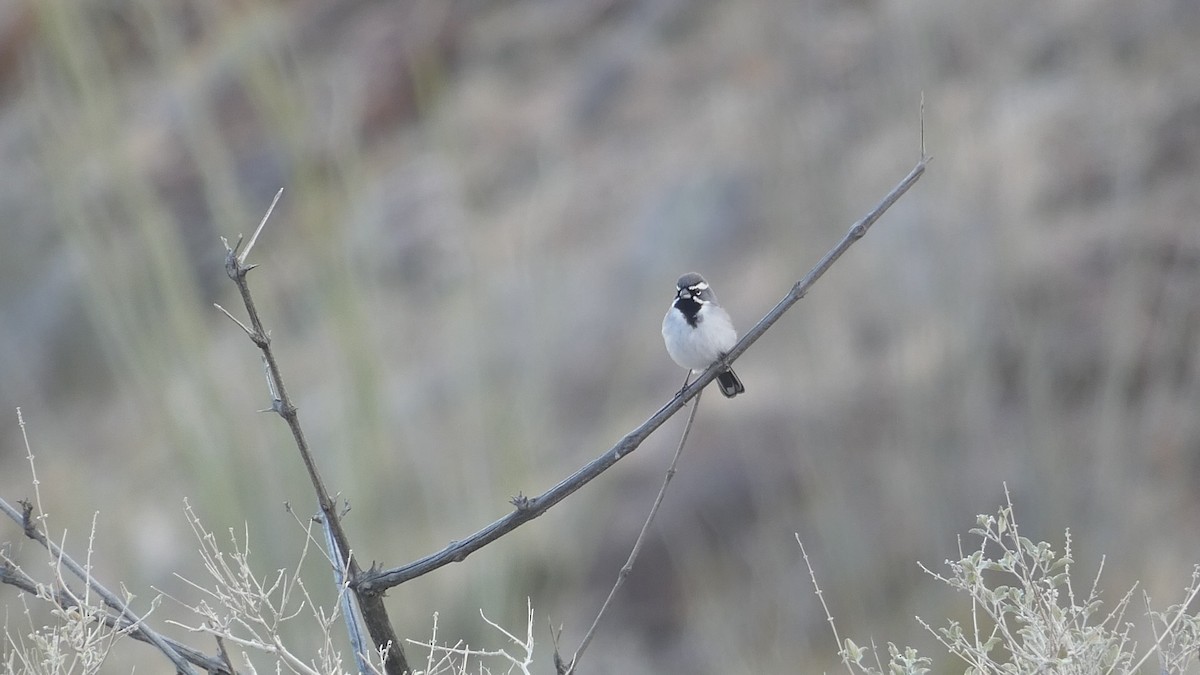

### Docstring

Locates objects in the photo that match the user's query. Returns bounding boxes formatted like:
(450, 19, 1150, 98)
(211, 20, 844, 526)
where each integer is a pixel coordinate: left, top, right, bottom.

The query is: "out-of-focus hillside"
(1, 0, 1198, 672)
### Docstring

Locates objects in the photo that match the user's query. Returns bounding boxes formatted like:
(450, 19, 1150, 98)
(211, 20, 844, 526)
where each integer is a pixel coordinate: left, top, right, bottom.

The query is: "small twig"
(1129, 565, 1200, 672)
(213, 303, 253, 337)
(559, 386, 702, 674)
(219, 195, 408, 674)
(797, 534, 854, 675)
(920, 91, 926, 159)
(240, 187, 282, 266)
(548, 619, 566, 672)
(358, 153, 928, 595)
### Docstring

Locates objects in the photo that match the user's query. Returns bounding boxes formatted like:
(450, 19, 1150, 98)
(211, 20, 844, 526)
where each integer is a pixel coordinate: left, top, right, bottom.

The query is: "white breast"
(662, 304, 738, 372)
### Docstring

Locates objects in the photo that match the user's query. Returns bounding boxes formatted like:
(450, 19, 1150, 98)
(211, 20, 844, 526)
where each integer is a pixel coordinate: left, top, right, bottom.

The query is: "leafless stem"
(219, 195, 408, 674)
(357, 154, 927, 595)
(558, 386, 703, 675)
(240, 187, 282, 266)
(797, 534, 855, 675)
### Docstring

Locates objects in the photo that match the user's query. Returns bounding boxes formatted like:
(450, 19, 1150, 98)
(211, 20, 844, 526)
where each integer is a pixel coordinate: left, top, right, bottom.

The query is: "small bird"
(662, 272, 745, 398)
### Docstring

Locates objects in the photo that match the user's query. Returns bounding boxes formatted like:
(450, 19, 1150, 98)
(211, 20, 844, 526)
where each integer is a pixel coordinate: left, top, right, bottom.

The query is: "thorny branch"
(217, 189, 409, 674)
(357, 153, 928, 595)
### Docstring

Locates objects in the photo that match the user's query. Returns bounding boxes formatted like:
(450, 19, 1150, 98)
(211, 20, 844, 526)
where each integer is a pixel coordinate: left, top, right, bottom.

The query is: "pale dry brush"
(1, 409, 163, 675)
(160, 500, 387, 675)
(160, 499, 538, 675)
(2, 520, 134, 675)
(804, 487, 1200, 674)
(406, 600, 536, 675)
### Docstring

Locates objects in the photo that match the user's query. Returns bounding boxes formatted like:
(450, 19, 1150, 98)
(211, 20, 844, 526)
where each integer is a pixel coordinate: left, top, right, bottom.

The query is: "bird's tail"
(716, 367, 745, 398)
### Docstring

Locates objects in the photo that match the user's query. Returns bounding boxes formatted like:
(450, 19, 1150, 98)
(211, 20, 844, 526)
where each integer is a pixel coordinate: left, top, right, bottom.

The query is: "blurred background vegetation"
(1, 0, 1198, 672)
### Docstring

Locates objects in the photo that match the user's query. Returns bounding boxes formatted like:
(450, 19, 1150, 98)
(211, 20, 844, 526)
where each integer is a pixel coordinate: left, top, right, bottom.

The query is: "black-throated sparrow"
(662, 272, 745, 398)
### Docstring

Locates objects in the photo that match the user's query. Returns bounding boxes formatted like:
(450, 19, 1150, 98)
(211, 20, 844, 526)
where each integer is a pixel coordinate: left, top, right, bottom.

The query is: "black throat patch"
(675, 297, 703, 327)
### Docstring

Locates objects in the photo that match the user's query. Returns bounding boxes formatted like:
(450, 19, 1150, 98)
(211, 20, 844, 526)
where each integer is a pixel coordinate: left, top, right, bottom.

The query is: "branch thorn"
(213, 303, 253, 337)
(240, 188, 283, 266)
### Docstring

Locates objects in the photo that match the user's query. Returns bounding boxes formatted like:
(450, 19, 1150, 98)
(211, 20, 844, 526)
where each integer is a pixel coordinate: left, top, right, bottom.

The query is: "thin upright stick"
(218, 194, 408, 674)
(559, 386, 704, 675)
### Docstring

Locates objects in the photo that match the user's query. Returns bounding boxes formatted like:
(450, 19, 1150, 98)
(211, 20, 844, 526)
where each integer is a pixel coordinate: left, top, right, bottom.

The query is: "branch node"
(19, 499, 34, 537)
(221, 234, 243, 258)
(273, 399, 296, 419)
(510, 493, 534, 512)
(223, 236, 247, 281)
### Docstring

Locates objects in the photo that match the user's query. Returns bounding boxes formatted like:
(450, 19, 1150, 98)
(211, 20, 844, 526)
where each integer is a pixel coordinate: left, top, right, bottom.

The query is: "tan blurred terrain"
(1, 0, 1199, 672)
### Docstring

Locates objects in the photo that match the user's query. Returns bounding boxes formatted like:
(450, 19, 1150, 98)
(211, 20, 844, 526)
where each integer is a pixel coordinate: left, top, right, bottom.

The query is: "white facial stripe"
(676, 279, 711, 301)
